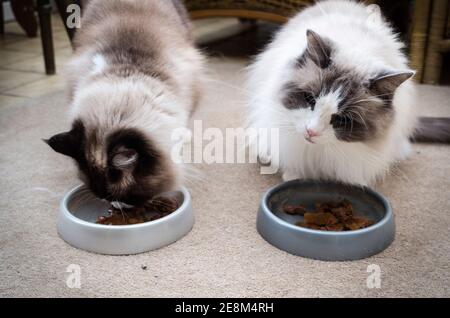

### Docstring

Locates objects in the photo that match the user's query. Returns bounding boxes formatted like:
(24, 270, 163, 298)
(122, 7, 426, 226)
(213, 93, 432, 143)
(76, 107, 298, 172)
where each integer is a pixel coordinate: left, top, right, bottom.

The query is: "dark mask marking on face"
(281, 82, 317, 110)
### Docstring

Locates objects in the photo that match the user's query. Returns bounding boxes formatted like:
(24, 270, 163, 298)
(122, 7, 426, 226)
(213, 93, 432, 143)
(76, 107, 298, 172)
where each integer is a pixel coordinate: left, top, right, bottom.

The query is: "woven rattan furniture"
(422, 0, 450, 84)
(184, 0, 312, 23)
(409, 0, 432, 82)
(52, 0, 445, 84)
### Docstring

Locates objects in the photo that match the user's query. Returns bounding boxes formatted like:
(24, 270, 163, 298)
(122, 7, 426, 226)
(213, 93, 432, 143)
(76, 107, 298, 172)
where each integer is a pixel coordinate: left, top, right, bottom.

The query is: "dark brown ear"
(370, 71, 415, 95)
(44, 121, 84, 159)
(306, 29, 332, 68)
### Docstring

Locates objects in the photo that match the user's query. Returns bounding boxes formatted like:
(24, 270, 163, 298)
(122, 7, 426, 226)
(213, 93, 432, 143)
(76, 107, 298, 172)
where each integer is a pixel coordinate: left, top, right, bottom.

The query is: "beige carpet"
(0, 57, 449, 297)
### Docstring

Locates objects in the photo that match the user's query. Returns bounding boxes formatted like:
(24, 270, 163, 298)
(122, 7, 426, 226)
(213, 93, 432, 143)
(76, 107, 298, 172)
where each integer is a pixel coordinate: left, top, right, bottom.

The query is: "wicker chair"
(184, 0, 312, 23)
(421, 0, 450, 84)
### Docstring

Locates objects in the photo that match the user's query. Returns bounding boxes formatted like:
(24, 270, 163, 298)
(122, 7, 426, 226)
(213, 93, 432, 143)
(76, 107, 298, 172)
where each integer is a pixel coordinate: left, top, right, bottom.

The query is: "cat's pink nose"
(306, 128, 321, 138)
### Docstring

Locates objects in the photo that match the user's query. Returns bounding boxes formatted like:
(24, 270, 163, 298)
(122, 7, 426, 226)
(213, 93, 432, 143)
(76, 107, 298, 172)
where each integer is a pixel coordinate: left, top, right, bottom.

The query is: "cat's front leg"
(258, 153, 272, 165)
(256, 134, 272, 165)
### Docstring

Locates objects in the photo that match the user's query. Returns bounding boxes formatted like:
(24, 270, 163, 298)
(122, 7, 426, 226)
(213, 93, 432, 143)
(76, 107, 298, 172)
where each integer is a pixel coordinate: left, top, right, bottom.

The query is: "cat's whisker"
(113, 199, 128, 220)
(347, 109, 368, 129)
(344, 113, 354, 134)
(149, 198, 177, 210)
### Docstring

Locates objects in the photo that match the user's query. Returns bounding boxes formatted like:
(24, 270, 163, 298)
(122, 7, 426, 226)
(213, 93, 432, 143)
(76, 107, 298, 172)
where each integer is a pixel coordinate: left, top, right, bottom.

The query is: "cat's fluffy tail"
(411, 117, 450, 143)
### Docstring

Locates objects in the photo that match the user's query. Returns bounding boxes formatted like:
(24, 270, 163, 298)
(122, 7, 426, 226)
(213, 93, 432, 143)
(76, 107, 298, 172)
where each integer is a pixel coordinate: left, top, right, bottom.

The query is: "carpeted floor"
(0, 57, 449, 297)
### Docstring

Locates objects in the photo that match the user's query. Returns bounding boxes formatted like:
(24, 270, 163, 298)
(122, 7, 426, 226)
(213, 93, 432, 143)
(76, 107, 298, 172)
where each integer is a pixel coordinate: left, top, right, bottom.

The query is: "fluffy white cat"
(246, 0, 418, 186)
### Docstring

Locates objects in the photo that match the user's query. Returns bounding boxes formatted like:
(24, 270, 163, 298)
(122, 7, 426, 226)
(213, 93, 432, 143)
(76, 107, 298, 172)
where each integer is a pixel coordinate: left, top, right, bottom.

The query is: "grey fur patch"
(305, 30, 332, 69)
(369, 71, 415, 99)
(281, 82, 316, 110)
(74, 0, 194, 82)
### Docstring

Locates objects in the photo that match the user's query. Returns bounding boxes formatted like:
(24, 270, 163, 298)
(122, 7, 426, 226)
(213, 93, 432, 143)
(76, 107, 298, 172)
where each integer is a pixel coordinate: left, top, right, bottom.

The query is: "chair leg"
(37, 0, 56, 75)
(409, 0, 432, 83)
(0, 1, 4, 35)
(11, 0, 38, 37)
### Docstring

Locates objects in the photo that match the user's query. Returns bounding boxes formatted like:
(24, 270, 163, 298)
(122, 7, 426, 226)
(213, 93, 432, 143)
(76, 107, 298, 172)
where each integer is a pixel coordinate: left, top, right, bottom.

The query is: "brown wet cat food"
(284, 199, 373, 231)
(96, 196, 179, 226)
(283, 204, 307, 215)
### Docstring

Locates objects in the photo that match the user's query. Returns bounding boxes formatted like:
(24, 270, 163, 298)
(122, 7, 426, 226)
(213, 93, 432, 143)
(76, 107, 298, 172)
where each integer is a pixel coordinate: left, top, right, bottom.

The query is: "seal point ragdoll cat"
(45, 0, 204, 206)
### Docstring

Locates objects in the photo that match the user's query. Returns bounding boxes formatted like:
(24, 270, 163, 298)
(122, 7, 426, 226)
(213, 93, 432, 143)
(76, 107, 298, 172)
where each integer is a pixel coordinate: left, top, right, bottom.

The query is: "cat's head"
(45, 119, 177, 207)
(280, 30, 414, 144)
(45, 77, 183, 206)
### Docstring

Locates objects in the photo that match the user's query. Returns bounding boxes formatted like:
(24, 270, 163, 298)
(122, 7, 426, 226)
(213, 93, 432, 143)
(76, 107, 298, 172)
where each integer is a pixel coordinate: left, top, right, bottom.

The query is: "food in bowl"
(284, 199, 373, 231)
(96, 196, 179, 225)
(283, 204, 307, 215)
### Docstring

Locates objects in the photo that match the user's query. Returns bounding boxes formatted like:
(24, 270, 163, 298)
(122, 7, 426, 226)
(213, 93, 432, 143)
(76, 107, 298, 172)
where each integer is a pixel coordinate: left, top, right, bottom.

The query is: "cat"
(246, 0, 450, 186)
(45, 0, 204, 207)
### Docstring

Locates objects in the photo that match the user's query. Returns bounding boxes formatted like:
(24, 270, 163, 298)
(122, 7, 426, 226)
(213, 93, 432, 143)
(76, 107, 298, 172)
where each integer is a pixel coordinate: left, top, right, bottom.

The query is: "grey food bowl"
(58, 185, 194, 255)
(257, 180, 395, 261)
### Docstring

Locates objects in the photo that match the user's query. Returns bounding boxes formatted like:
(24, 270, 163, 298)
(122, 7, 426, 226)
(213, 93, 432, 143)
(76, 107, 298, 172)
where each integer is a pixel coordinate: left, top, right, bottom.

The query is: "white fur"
(246, 0, 417, 186)
(91, 53, 107, 74)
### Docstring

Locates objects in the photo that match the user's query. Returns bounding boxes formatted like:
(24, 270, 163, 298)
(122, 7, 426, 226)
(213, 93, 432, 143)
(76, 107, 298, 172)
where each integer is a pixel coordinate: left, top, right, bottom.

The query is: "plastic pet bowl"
(58, 185, 194, 255)
(257, 180, 395, 261)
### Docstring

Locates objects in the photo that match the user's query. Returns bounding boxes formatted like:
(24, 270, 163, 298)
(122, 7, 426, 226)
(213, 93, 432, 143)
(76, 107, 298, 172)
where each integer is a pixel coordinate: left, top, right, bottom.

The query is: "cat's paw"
(258, 154, 272, 166)
(256, 138, 272, 165)
(282, 171, 299, 181)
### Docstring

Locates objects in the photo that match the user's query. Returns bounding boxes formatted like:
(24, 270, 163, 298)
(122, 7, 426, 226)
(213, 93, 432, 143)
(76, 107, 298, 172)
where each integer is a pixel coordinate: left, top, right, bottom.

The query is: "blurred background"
(0, 0, 449, 108)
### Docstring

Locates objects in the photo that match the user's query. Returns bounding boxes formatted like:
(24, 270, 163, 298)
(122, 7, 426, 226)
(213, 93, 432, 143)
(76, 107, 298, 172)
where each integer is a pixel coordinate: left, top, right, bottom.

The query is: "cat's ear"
(370, 70, 415, 95)
(44, 121, 84, 158)
(44, 131, 80, 158)
(111, 147, 138, 170)
(306, 29, 332, 68)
